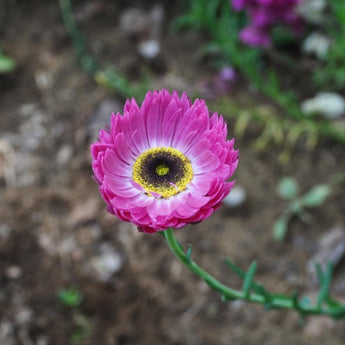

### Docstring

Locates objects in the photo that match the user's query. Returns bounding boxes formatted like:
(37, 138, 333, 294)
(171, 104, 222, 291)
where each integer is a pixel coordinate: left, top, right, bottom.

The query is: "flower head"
(232, 0, 304, 47)
(91, 89, 239, 233)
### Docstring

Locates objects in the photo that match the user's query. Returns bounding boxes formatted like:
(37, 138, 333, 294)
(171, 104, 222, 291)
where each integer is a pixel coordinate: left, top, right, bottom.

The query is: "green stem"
(163, 228, 345, 318)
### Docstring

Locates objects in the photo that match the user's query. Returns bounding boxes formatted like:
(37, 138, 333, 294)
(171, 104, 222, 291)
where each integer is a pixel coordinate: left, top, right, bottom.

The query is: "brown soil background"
(1, 1, 345, 344)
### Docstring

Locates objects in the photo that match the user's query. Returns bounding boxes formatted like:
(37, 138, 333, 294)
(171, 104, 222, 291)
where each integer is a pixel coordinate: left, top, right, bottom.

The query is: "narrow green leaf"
(186, 245, 193, 261)
(224, 258, 246, 279)
(292, 292, 299, 310)
(224, 258, 270, 298)
(317, 262, 333, 309)
(243, 261, 257, 298)
(315, 263, 324, 284)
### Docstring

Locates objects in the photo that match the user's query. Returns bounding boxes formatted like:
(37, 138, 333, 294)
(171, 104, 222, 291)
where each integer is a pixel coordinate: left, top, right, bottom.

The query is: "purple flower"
(231, 0, 304, 47)
(239, 25, 271, 47)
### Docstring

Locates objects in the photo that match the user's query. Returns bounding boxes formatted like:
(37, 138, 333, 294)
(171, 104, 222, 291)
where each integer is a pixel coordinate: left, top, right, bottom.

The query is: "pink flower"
(91, 89, 239, 234)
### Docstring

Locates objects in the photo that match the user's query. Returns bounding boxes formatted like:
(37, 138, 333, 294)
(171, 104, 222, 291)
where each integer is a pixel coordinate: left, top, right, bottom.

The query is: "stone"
(0, 138, 16, 186)
(90, 243, 124, 282)
(301, 92, 345, 119)
(0, 224, 11, 240)
(302, 32, 332, 60)
(0, 320, 15, 345)
(138, 40, 160, 59)
(223, 185, 246, 208)
(297, 0, 327, 24)
(56, 145, 73, 167)
(5, 266, 22, 280)
(15, 307, 33, 325)
(307, 226, 345, 281)
(119, 7, 149, 38)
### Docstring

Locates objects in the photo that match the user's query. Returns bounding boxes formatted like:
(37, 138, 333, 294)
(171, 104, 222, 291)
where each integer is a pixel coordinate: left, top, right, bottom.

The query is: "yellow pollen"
(156, 164, 169, 176)
(132, 147, 193, 198)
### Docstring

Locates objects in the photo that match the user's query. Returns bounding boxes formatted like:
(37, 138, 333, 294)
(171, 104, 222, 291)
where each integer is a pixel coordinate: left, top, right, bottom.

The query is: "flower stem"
(163, 228, 345, 318)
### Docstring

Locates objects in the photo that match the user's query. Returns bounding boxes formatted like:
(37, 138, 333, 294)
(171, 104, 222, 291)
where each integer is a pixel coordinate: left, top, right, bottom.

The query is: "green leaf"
(277, 177, 299, 200)
(273, 217, 288, 241)
(0, 54, 16, 73)
(243, 261, 257, 298)
(58, 287, 83, 307)
(224, 258, 246, 280)
(316, 262, 333, 309)
(300, 184, 331, 208)
(186, 245, 193, 261)
(224, 258, 270, 299)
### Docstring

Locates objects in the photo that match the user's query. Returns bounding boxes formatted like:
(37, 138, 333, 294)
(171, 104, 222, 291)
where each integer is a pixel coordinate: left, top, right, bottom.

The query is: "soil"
(1, 1, 345, 345)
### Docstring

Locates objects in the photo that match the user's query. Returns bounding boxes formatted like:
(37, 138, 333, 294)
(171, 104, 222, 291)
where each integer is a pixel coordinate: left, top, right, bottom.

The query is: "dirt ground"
(1, 1, 345, 344)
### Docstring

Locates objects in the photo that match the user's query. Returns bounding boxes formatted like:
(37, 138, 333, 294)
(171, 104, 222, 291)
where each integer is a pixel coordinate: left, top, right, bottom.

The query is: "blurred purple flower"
(200, 67, 236, 99)
(219, 67, 236, 83)
(231, 0, 304, 47)
(239, 25, 271, 47)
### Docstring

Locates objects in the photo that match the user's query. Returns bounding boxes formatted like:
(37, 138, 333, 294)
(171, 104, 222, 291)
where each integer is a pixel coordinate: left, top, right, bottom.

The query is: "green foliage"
(242, 261, 257, 298)
(0, 52, 15, 73)
(218, 99, 345, 163)
(300, 185, 332, 207)
(313, 0, 345, 91)
(165, 228, 345, 318)
(71, 315, 91, 345)
(0, 43, 16, 73)
(58, 287, 83, 308)
(178, 0, 345, 147)
(277, 177, 299, 200)
(186, 244, 193, 261)
(272, 216, 289, 241)
(57, 287, 91, 344)
(175, 0, 307, 119)
(59, 0, 146, 99)
(273, 178, 331, 241)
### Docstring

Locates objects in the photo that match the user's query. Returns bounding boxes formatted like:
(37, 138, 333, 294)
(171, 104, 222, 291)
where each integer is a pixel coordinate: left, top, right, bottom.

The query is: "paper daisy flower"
(91, 89, 239, 233)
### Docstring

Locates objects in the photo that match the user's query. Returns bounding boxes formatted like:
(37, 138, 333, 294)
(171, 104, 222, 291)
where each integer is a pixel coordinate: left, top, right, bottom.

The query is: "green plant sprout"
(58, 287, 83, 308)
(313, 0, 345, 91)
(57, 287, 91, 344)
(58, 0, 146, 99)
(163, 228, 345, 319)
(273, 177, 331, 241)
(217, 99, 345, 163)
(71, 314, 91, 345)
(0, 47, 15, 73)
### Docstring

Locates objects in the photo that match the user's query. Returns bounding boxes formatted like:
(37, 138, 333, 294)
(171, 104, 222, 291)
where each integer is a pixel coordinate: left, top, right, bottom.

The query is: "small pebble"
(90, 243, 124, 282)
(5, 266, 22, 280)
(297, 0, 327, 24)
(138, 40, 160, 59)
(302, 31, 332, 60)
(223, 185, 246, 208)
(301, 92, 345, 119)
(56, 145, 73, 167)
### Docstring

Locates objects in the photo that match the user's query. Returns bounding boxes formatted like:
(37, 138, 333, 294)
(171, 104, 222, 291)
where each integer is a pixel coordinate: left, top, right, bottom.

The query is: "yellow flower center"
(132, 147, 193, 198)
(156, 164, 170, 176)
